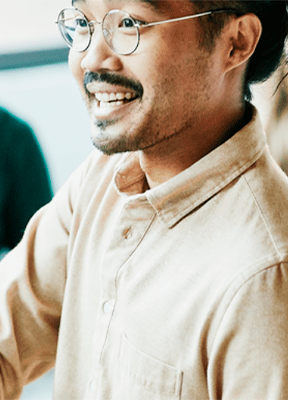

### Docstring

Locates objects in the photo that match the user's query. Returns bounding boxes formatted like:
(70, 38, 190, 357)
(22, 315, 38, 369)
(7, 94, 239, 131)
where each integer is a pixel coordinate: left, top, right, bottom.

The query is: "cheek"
(136, 32, 195, 96)
(69, 51, 85, 90)
(141, 56, 190, 103)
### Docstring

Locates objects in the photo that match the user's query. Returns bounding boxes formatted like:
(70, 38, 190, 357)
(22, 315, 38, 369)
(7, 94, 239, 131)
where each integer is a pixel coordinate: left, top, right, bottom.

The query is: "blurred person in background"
(0, 1, 288, 399)
(0, 107, 53, 260)
(263, 62, 288, 174)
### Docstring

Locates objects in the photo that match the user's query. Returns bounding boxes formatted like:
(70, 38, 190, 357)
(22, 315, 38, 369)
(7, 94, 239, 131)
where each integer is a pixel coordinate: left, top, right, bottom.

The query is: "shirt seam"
(163, 144, 265, 227)
(210, 260, 288, 358)
(242, 174, 282, 259)
(209, 172, 286, 354)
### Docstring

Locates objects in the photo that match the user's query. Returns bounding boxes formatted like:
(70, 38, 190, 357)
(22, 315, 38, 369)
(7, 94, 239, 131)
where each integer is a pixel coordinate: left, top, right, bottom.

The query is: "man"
(1, 1, 288, 399)
(0, 107, 53, 260)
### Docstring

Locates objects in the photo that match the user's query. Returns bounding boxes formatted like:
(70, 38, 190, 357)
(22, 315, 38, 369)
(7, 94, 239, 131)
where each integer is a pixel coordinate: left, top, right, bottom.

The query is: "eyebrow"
(137, 0, 159, 9)
(71, 0, 159, 9)
(72, 0, 85, 5)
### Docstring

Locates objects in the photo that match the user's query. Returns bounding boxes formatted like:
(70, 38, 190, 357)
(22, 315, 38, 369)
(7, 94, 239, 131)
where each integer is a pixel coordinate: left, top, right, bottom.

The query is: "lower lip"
(92, 98, 139, 120)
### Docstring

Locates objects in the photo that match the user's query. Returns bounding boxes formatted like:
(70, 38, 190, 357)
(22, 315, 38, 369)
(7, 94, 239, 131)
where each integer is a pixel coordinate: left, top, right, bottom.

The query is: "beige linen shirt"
(1, 106, 288, 400)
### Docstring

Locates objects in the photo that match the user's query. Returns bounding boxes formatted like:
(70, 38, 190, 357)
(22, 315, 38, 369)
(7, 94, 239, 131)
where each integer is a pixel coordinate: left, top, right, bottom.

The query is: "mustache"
(83, 72, 143, 98)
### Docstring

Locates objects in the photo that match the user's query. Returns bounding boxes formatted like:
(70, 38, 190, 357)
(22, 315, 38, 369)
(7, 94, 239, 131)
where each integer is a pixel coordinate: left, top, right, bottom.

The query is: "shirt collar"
(113, 106, 266, 228)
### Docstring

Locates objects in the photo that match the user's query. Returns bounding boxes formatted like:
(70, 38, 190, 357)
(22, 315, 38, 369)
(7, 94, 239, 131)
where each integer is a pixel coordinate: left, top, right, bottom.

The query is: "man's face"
(69, 0, 224, 155)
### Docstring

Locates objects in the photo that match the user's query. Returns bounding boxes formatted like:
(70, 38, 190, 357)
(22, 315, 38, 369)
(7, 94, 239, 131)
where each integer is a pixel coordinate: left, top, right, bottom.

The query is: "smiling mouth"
(95, 91, 138, 109)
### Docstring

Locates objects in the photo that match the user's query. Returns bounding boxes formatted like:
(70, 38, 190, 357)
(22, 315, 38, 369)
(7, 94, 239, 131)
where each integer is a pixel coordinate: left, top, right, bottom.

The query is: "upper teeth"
(95, 92, 134, 102)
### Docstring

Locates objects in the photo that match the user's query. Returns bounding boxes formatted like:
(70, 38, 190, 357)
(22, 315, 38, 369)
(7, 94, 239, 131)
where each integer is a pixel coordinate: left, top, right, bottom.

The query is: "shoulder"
(242, 148, 288, 257)
(0, 107, 39, 157)
(73, 150, 124, 190)
(51, 150, 124, 215)
(208, 262, 288, 398)
(0, 107, 33, 134)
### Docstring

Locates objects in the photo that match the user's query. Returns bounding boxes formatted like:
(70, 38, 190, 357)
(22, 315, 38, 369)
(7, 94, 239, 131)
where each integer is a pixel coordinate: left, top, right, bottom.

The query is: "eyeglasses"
(56, 7, 235, 56)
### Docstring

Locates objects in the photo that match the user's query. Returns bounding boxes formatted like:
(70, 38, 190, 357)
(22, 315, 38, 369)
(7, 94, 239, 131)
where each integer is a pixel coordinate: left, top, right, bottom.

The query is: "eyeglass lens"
(103, 10, 139, 55)
(57, 8, 90, 51)
(57, 8, 140, 55)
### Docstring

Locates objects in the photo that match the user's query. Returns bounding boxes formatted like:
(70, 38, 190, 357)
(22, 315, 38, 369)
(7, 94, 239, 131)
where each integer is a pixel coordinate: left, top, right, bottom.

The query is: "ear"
(223, 13, 262, 73)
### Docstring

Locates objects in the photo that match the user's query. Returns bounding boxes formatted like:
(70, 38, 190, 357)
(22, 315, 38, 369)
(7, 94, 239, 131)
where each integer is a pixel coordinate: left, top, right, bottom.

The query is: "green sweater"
(0, 107, 53, 252)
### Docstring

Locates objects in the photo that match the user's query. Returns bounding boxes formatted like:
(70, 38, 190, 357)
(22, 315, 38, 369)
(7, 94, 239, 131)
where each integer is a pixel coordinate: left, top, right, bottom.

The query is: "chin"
(90, 126, 138, 155)
(89, 110, 160, 155)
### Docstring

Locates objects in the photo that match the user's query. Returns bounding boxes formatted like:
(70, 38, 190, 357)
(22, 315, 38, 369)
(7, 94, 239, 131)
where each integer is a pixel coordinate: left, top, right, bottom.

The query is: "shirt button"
(89, 379, 97, 392)
(123, 226, 133, 240)
(103, 301, 111, 314)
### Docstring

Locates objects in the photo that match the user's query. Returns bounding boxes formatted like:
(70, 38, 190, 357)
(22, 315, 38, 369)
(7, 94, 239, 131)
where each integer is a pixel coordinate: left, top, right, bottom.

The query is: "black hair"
(192, 1, 288, 100)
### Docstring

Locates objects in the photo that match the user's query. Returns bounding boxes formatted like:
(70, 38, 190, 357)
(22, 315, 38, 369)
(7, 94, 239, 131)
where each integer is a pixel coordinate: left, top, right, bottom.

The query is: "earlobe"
(224, 13, 262, 73)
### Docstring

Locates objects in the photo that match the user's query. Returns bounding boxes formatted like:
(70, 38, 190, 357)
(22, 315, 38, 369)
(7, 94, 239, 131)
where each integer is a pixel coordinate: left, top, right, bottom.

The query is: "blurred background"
(0, 0, 287, 399)
(0, 0, 93, 194)
(0, 0, 93, 398)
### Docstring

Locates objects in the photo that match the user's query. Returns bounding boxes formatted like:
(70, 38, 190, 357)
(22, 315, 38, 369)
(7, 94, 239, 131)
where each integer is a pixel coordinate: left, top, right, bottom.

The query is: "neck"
(139, 103, 250, 189)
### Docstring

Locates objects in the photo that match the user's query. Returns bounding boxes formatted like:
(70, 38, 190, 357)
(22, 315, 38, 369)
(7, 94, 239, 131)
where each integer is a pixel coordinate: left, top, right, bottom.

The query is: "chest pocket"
(117, 334, 183, 400)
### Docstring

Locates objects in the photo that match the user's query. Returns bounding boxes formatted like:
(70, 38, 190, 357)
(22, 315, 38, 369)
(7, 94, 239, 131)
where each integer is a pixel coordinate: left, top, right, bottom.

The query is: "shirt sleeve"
(0, 152, 94, 399)
(208, 263, 288, 400)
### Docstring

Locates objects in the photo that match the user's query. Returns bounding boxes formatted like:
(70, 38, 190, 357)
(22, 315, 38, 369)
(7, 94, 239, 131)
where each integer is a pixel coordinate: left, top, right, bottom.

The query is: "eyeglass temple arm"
(137, 9, 236, 28)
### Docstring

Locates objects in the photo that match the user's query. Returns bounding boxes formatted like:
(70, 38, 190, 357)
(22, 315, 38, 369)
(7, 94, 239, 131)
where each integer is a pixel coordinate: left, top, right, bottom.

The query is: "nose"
(80, 26, 122, 72)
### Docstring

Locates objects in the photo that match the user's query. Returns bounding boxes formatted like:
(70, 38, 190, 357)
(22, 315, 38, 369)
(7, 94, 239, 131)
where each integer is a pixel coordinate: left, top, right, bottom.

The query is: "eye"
(119, 17, 135, 28)
(75, 17, 89, 32)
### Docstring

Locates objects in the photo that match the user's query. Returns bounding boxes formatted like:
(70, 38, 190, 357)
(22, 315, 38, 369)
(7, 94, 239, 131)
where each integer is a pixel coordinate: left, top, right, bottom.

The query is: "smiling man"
(1, 1, 288, 399)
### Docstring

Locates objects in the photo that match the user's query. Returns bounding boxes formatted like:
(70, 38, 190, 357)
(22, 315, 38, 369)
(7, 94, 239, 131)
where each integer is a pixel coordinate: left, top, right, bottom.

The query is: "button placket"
(89, 199, 156, 391)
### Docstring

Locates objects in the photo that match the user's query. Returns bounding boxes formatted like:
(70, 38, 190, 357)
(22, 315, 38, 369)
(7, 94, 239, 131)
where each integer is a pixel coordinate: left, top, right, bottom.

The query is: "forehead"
(71, 0, 159, 7)
(71, 0, 196, 20)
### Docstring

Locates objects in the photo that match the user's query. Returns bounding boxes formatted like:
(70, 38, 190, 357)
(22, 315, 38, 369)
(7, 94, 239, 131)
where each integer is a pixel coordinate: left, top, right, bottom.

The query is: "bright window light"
(0, 0, 70, 53)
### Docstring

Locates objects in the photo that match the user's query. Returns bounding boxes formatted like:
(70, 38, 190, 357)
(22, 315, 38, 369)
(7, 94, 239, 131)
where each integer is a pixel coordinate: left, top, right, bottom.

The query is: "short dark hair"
(192, 1, 288, 100)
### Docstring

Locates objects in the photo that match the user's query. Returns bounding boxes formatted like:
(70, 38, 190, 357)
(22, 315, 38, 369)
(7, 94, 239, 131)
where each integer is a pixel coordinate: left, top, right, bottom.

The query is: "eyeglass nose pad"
(102, 27, 116, 52)
(103, 27, 111, 38)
